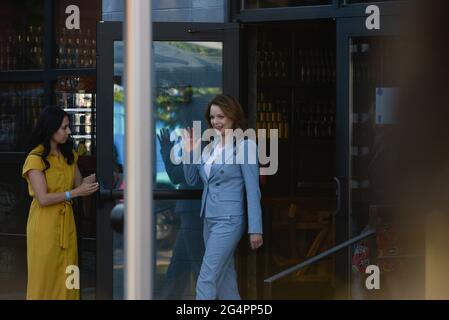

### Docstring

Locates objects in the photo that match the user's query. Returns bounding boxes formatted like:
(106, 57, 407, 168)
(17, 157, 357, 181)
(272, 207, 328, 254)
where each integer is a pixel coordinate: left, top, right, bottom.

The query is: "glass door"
(336, 15, 403, 299)
(96, 21, 240, 299)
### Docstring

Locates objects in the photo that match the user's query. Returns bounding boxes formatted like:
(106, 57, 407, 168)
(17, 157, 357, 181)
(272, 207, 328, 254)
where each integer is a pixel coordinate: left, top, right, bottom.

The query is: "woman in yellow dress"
(22, 106, 99, 300)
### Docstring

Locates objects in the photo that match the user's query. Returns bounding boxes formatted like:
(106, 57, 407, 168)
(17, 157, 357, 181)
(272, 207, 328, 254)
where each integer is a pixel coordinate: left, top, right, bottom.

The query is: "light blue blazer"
(183, 138, 263, 234)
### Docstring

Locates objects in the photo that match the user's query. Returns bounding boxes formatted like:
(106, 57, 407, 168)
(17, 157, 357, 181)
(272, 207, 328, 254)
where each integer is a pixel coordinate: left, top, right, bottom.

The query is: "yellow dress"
(22, 144, 80, 300)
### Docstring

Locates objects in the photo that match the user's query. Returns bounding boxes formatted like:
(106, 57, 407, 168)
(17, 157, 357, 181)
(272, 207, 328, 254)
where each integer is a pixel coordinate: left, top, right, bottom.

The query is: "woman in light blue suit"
(182, 94, 263, 300)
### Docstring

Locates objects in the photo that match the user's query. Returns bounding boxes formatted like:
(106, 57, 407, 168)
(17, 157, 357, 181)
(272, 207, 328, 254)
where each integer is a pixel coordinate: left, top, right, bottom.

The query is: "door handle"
(99, 181, 124, 201)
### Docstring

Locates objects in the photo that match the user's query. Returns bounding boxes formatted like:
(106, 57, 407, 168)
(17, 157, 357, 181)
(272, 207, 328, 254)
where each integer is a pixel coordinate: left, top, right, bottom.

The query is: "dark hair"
(27, 106, 75, 170)
(204, 94, 248, 130)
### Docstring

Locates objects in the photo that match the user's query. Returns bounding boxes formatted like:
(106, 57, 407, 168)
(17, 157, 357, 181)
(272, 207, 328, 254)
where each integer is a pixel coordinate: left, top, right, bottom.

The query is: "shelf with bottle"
(255, 92, 290, 140)
(67, 111, 94, 124)
(294, 47, 336, 85)
(257, 81, 335, 93)
(73, 137, 93, 156)
(55, 78, 96, 110)
(64, 108, 93, 113)
(0, 25, 44, 71)
(57, 92, 95, 110)
(54, 76, 96, 155)
(256, 34, 291, 82)
(55, 28, 96, 69)
(59, 98, 96, 139)
(295, 101, 335, 141)
(0, 83, 44, 151)
(71, 124, 94, 134)
(67, 111, 95, 136)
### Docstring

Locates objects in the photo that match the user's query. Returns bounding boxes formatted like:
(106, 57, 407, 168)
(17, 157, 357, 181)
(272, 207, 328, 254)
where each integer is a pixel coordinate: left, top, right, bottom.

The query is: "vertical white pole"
(124, 0, 153, 300)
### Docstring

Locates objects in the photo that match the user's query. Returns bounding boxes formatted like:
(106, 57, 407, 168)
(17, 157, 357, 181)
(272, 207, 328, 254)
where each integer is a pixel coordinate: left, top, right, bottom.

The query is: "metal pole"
(124, 0, 153, 300)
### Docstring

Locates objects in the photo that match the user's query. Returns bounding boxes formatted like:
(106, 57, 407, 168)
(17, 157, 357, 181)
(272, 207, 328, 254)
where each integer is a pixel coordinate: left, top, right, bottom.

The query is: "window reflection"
(0, 83, 44, 152)
(113, 41, 223, 190)
(0, 0, 44, 70)
(54, 0, 101, 69)
(112, 40, 223, 299)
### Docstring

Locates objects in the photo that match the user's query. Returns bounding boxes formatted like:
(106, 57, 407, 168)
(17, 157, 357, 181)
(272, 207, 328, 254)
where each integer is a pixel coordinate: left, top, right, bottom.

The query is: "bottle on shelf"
(257, 33, 290, 82)
(296, 101, 335, 140)
(256, 91, 291, 140)
(295, 46, 336, 84)
(57, 29, 66, 68)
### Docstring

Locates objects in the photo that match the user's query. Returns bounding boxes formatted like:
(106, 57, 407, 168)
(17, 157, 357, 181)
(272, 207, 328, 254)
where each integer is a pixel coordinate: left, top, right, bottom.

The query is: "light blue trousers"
(196, 215, 246, 300)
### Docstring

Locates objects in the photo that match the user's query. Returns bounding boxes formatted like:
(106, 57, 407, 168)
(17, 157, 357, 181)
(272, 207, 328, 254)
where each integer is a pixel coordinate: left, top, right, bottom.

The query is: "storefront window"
(113, 41, 223, 190)
(0, 0, 44, 70)
(0, 83, 44, 152)
(54, 0, 101, 69)
(53, 76, 96, 155)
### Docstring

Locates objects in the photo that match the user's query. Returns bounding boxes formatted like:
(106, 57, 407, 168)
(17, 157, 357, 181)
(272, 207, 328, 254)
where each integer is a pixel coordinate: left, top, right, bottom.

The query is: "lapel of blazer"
(208, 140, 236, 181)
(200, 141, 215, 182)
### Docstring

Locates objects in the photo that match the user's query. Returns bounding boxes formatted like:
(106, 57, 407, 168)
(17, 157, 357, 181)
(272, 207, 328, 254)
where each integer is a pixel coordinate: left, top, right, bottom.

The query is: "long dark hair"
(27, 106, 75, 170)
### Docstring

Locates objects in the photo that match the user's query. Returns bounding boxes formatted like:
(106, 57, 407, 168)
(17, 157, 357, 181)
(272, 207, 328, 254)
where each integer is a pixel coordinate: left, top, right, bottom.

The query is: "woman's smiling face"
(209, 104, 234, 136)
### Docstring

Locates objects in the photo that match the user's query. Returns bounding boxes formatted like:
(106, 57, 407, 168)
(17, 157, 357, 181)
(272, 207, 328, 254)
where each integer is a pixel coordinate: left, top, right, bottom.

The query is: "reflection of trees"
(165, 41, 221, 58)
(113, 82, 221, 129)
(156, 86, 220, 128)
(114, 85, 124, 104)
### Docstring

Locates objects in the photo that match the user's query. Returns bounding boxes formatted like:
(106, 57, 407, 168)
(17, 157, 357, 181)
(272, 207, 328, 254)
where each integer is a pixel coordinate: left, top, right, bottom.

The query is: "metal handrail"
(263, 228, 376, 299)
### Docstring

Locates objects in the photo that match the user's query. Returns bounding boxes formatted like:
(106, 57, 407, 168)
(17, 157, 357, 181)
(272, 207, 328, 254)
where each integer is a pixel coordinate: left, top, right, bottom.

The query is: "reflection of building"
(0, 0, 420, 301)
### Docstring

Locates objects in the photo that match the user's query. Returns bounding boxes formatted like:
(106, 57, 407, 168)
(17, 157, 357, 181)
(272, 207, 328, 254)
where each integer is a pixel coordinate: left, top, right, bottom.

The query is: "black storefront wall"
(94, 1, 404, 300)
(233, 1, 404, 298)
(233, 0, 404, 299)
(0, 0, 405, 299)
(0, 0, 100, 299)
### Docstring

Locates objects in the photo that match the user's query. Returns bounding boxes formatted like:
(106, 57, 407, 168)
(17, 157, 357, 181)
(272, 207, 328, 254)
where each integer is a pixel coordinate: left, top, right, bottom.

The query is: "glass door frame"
(231, 0, 404, 23)
(335, 14, 399, 299)
(96, 21, 240, 299)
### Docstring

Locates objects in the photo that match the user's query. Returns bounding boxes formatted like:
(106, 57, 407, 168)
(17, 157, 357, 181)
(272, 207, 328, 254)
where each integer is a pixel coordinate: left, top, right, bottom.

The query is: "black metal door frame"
(231, 0, 404, 23)
(96, 21, 240, 299)
(335, 14, 400, 299)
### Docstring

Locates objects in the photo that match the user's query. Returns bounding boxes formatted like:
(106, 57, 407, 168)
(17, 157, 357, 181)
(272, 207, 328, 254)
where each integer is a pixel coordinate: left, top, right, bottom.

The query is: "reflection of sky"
(113, 101, 125, 165)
